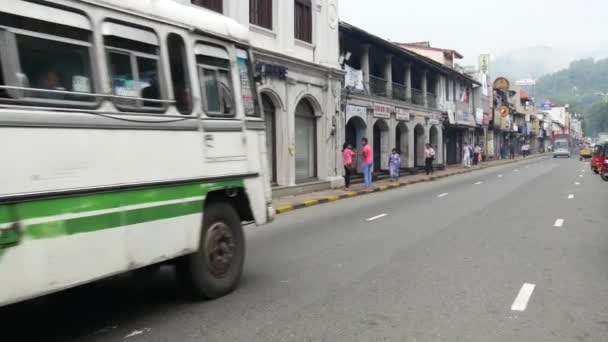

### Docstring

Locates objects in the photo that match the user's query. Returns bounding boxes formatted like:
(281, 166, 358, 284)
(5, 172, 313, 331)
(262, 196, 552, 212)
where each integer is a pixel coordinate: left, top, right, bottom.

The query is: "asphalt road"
(4, 156, 608, 342)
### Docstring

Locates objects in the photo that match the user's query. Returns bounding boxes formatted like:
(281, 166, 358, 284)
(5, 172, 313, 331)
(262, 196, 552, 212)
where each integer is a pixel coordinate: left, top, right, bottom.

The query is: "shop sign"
(456, 110, 476, 127)
(483, 113, 491, 126)
(499, 105, 510, 130)
(493, 77, 510, 91)
(447, 110, 456, 124)
(255, 62, 287, 80)
(428, 112, 441, 125)
(373, 103, 393, 119)
(475, 107, 484, 124)
(395, 107, 410, 121)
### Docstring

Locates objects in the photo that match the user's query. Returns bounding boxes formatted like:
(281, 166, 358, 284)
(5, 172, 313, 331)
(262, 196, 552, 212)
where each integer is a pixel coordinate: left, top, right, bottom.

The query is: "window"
(236, 48, 259, 117)
(294, 0, 312, 43)
(192, 0, 223, 13)
(0, 12, 95, 104)
(196, 43, 234, 117)
(167, 34, 192, 115)
(250, 0, 273, 30)
(104, 23, 163, 111)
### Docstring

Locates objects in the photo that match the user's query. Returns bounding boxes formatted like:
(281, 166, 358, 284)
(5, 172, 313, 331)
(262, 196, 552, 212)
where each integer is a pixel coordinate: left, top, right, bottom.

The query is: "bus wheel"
(177, 202, 245, 299)
(602, 172, 608, 182)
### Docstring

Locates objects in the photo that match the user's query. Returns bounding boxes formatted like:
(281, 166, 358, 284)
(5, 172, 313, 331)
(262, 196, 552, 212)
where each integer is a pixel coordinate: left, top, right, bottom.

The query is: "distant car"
(553, 147, 571, 158)
(553, 139, 571, 158)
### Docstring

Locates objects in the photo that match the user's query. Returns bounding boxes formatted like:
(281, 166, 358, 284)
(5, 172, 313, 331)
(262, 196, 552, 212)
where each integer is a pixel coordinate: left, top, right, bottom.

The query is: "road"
(4, 156, 608, 342)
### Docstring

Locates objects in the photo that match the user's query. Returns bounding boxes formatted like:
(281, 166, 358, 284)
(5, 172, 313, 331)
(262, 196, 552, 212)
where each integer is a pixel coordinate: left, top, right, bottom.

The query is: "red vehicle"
(596, 143, 608, 181)
(591, 144, 605, 174)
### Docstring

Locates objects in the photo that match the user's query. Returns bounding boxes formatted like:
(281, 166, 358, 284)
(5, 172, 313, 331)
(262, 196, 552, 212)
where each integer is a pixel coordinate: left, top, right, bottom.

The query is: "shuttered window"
(250, 0, 273, 30)
(294, 0, 312, 43)
(191, 0, 223, 13)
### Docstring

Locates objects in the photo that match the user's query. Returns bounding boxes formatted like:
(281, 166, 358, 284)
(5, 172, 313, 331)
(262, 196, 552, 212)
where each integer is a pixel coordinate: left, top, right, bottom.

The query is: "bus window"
(0, 53, 6, 98)
(236, 48, 259, 117)
(0, 11, 94, 104)
(103, 23, 163, 111)
(195, 43, 234, 117)
(167, 33, 192, 115)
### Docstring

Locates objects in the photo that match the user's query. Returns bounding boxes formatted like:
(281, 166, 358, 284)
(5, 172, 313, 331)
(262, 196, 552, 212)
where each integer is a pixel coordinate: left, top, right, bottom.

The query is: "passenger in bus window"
(175, 83, 192, 114)
(37, 69, 65, 99)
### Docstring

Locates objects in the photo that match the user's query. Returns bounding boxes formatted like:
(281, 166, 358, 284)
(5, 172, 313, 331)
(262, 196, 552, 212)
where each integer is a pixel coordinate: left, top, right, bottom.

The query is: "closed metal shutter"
(295, 100, 316, 182)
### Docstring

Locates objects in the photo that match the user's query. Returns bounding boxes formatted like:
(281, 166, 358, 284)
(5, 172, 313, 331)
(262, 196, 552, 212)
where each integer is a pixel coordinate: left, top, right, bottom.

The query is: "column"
(422, 69, 428, 108)
(384, 54, 393, 98)
(405, 63, 412, 102)
(407, 122, 415, 168)
(361, 44, 371, 93)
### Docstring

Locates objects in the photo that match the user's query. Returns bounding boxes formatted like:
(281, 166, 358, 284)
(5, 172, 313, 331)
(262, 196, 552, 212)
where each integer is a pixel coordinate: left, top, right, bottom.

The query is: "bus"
(0, 0, 273, 307)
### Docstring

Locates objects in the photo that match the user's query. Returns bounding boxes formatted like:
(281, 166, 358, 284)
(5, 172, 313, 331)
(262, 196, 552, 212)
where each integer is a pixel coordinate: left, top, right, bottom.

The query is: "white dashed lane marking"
(366, 214, 388, 221)
(438, 193, 449, 198)
(511, 283, 536, 312)
(568, 194, 574, 199)
(554, 219, 565, 227)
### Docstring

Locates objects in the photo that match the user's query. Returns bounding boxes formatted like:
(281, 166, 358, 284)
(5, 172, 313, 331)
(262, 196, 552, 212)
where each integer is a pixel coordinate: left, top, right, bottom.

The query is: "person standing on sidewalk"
(361, 138, 373, 189)
(463, 142, 472, 168)
(424, 144, 435, 175)
(474, 144, 482, 165)
(342, 143, 354, 190)
(389, 148, 401, 182)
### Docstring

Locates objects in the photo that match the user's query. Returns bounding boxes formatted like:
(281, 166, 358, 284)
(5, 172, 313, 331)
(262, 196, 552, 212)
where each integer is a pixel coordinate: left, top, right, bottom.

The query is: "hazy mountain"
(490, 46, 608, 82)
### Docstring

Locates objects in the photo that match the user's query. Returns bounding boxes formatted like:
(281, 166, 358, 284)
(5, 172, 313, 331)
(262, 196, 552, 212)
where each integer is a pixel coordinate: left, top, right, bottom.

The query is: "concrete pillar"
(384, 54, 393, 98)
(407, 121, 415, 168)
(361, 44, 371, 93)
(405, 63, 412, 102)
(422, 69, 428, 108)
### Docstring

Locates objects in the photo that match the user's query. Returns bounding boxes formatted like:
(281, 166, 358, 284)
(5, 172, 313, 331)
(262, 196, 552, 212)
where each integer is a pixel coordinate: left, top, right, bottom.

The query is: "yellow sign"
(493, 77, 510, 91)
(532, 118, 540, 134)
(479, 54, 490, 74)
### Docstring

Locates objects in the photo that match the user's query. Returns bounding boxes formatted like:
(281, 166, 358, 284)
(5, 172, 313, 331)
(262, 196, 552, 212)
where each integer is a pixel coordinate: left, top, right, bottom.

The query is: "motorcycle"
(597, 143, 608, 181)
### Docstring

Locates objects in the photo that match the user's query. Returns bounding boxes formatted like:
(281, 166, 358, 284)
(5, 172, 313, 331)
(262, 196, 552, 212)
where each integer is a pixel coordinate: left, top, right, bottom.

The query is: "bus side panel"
(243, 128, 271, 224)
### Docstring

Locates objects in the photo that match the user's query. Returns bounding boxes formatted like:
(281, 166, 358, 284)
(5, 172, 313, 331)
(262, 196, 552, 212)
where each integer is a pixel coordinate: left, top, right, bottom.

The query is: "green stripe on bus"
(26, 199, 203, 239)
(0, 179, 244, 225)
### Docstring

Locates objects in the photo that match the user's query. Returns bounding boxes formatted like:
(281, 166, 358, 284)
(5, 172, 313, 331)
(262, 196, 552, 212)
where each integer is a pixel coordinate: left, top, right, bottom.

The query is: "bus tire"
(177, 202, 245, 299)
(602, 173, 608, 182)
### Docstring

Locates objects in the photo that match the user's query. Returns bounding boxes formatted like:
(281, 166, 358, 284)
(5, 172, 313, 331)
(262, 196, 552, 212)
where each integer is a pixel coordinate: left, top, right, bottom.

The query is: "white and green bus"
(0, 0, 274, 307)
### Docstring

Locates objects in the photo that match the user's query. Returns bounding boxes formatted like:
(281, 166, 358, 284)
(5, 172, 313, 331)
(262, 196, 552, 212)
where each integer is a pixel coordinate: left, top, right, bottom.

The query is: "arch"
(373, 119, 390, 171)
(294, 98, 317, 182)
(396, 121, 409, 167)
(346, 116, 367, 173)
(429, 125, 439, 148)
(259, 87, 284, 112)
(414, 124, 425, 167)
(293, 91, 323, 117)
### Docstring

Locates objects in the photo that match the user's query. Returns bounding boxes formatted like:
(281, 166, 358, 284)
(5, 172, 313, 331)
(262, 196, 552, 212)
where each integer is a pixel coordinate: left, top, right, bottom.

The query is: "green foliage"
(536, 58, 608, 136)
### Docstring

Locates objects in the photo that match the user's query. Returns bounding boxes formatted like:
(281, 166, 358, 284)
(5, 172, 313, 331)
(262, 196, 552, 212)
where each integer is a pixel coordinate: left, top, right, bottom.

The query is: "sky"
(339, 0, 608, 65)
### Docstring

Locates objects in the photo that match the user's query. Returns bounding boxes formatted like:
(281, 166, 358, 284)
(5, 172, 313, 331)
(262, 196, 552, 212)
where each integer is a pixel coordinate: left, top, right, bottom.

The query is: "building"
(185, 0, 344, 194)
(339, 23, 449, 174)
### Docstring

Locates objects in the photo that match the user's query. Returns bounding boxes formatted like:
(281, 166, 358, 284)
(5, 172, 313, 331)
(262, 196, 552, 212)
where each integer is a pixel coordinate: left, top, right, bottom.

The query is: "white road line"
(568, 194, 574, 199)
(438, 193, 449, 198)
(554, 218, 565, 227)
(498, 174, 504, 178)
(579, 175, 584, 178)
(366, 213, 388, 221)
(514, 169, 520, 172)
(474, 181, 484, 185)
(575, 182, 581, 185)
(511, 283, 536, 312)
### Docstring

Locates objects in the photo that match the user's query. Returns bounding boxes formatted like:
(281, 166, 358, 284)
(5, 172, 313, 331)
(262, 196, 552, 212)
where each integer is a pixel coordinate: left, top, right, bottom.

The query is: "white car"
(553, 147, 571, 158)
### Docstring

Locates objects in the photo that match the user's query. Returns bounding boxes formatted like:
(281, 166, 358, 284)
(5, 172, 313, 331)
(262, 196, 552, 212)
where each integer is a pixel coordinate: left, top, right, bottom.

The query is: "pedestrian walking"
(463, 142, 472, 168)
(342, 143, 354, 189)
(424, 144, 435, 175)
(361, 138, 373, 189)
(389, 148, 401, 182)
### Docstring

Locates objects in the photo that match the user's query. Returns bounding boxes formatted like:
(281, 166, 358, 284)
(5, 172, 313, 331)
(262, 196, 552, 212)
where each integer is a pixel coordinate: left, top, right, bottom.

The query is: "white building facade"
(184, 0, 344, 194)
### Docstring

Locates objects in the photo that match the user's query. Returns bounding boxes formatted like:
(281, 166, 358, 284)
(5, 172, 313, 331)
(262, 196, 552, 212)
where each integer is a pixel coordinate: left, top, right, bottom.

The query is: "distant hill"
(490, 46, 608, 82)
(535, 58, 608, 136)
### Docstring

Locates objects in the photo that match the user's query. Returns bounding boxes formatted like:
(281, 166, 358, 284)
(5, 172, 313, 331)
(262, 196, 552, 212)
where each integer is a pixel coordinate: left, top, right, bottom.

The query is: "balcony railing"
(412, 88, 424, 106)
(369, 75, 387, 97)
(392, 82, 407, 101)
(427, 92, 437, 109)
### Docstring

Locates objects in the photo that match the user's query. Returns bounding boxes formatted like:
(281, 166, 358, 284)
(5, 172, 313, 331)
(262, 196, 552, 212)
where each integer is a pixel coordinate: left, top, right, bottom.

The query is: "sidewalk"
(273, 154, 546, 214)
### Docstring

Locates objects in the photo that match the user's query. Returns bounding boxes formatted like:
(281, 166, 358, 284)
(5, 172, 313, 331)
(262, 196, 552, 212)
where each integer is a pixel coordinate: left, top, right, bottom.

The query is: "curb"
(274, 154, 546, 215)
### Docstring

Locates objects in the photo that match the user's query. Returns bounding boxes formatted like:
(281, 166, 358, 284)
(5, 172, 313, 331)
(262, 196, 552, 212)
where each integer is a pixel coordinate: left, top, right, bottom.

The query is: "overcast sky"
(339, 0, 608, 64)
